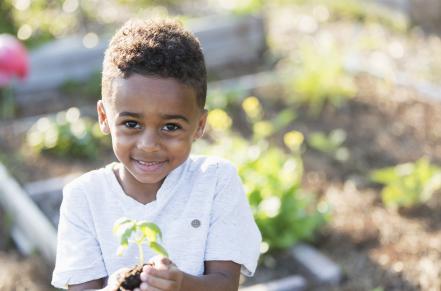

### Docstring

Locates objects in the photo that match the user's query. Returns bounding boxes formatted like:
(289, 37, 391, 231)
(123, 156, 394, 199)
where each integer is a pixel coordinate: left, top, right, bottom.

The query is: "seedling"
(112, 217, 168, 266)
(112, 218, 170, 290)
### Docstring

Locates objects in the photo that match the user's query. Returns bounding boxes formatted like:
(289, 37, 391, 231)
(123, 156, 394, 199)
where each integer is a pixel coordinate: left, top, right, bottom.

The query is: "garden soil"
(0, 207, 54, 291)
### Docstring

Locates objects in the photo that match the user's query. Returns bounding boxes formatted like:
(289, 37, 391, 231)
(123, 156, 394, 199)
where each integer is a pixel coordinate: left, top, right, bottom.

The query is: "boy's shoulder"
(187, 155, 237, 174)
(63, 163, 113, 192)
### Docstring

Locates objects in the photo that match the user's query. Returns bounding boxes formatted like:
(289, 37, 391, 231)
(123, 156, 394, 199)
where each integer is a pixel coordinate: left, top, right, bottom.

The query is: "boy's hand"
(135, 256, 183, 291)
(105, 267, 131, 291)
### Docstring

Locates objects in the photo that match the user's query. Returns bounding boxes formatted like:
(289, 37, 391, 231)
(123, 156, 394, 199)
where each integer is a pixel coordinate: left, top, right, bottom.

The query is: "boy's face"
(97, 74, 207, 193)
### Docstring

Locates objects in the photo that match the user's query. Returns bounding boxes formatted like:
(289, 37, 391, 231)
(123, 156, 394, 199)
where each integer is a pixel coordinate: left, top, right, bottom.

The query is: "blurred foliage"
(289, 0, 408, 33)
(206, 88, 244, 111)
(0, 210, 14, 250)
(242, 96, 297, 140)
(289, 42, 357, 115)
(371, 158, 441, 209)
(25, 107, 110, 159)
(307, 129, 349, 162)
(198, 96, 328, 255)
(217, 0, 264, 15)
(0, 1, 16, 35)
(0, 0, 410, 49)
(60, 71, 102, 100)
(325, 0, 408, 33)
(0, 0, 178, 48)
(0, 87, 16, 119)
(219, 0, 408, 32)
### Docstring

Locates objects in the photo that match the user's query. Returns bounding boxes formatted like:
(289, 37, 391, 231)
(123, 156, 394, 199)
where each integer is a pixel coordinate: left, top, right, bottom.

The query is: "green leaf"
(119, 223, 136, 246)
(272, 109, 296, 131)
(149, 241, 169, 258)
(138, 222, 162, 242)
(112, 217, 132, 234)
(370, 167, 399, 184)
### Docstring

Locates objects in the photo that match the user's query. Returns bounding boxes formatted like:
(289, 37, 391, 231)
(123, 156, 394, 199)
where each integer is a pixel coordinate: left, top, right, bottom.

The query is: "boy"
(51, 18, 261, 291)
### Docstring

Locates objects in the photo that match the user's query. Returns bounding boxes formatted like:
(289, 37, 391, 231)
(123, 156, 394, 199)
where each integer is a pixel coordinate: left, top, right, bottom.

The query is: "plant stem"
(137, 242, 144, 266)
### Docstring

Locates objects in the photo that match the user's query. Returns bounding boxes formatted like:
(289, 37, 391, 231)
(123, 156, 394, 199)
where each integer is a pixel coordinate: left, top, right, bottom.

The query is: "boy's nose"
(137, 129, 161, 152)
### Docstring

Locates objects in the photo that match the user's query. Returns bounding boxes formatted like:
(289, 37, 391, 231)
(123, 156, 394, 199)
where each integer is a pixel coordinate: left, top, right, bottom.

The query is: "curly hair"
(102, 18, 207, 109)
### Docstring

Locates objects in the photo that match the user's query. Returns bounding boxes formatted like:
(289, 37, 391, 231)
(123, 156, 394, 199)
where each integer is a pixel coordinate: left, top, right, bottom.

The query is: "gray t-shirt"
(51, 155, 261, 289)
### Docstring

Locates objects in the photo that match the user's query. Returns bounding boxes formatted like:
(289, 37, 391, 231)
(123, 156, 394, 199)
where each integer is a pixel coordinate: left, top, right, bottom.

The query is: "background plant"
(370, 157, 441, 209)
(288, 41, 357, 115)
(0, 0, 181, 47)
(25, 107, 110, 159)
(307, 129, 349, 162)
(197, 95, 328, 255)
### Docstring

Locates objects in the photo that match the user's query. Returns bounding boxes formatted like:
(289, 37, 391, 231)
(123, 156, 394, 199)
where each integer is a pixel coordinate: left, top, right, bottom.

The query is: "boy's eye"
(162, 123, 181, 132)
(124, 121, 141, 129)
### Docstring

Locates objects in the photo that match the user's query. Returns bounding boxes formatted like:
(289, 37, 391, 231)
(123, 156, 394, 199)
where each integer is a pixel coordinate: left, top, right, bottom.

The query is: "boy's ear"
(97, 100, 110, 135)
(194, 109, 207, 140)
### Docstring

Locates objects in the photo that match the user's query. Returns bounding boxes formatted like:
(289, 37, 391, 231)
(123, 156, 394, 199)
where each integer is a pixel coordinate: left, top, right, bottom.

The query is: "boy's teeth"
(138, 160, 162, 165)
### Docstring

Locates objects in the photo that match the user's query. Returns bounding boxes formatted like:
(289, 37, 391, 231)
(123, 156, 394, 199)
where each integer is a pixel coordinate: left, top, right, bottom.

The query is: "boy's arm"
(67, 267, 132, 291)
(182, 260, 241, 291)
(67, 278, 105, 290)
(141, 257, 241, 291)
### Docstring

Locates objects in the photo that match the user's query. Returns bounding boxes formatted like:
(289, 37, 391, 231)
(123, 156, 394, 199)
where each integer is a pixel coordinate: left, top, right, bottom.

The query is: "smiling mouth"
(136, 160, 166, 166)
(133, 159, 167, 172)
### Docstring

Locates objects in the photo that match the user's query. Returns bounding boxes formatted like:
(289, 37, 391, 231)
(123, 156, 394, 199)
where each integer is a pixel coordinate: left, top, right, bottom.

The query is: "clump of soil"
(117, 264, 151, 291)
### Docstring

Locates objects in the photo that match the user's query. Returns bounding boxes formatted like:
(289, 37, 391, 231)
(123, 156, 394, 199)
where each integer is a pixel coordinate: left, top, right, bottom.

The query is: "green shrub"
(198, 106, 328, 255)
(371, 158, 441, 209)
(289, 42, 357, 115)
(26, 107, 110, 159)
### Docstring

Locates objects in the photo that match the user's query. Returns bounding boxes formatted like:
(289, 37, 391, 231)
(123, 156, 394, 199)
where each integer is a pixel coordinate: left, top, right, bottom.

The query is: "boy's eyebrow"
(160, 114, 190, 123)
(117, 112, 190, 123)
(118, 112, 142, 118)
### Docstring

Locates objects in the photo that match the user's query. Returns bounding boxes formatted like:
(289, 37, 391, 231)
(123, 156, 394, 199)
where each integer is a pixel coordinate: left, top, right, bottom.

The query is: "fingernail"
(140, 282, 149, 290)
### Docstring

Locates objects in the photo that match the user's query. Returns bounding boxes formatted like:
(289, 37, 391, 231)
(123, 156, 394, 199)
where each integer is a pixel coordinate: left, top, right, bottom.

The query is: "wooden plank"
(290, 243, 342, 286)
(0, 162, 57, 264)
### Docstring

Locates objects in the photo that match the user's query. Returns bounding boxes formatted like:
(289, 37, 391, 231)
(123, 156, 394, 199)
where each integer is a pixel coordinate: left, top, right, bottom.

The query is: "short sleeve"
(204, 162, 262, 276)
(51, 181, 107, 289)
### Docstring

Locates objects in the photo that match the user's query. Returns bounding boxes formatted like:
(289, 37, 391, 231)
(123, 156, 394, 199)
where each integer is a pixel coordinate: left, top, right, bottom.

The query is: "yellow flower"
(242, 96, 262, 120)
(207, 109, 232, 131)
(253, 121, 273, 139)
(284, 130, 304, 151)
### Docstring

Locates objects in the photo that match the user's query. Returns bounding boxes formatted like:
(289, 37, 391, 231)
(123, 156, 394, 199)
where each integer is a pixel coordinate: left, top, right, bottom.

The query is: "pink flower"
(0, 34, 29, 87)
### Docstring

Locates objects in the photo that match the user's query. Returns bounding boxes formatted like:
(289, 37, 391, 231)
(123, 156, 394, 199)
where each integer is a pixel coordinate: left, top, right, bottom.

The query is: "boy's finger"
(142, 267, 180, 281)
(147, 255, 172, 270)
(139, 282, 161, 291)
(141, 274, 178, 290)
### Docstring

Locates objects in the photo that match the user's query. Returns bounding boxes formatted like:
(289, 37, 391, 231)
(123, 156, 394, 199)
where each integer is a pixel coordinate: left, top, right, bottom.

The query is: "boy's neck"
(113, 163, 164, 205)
